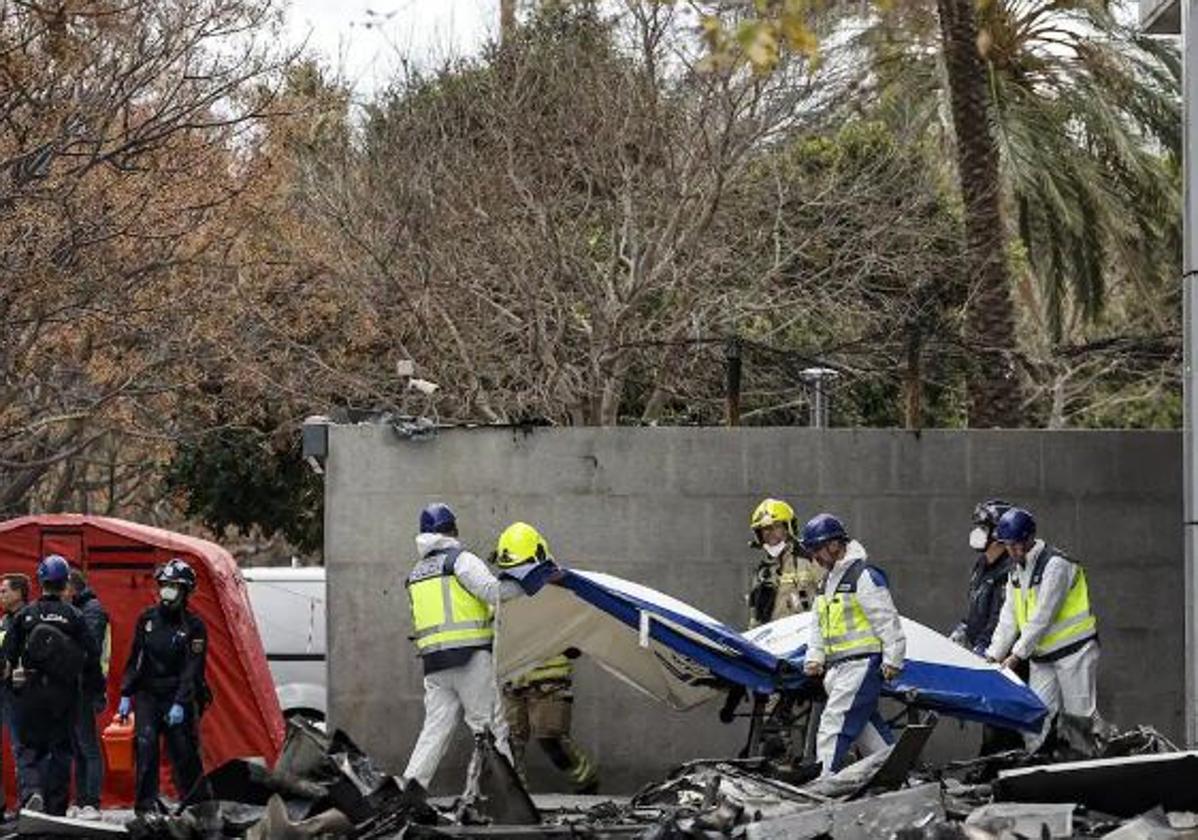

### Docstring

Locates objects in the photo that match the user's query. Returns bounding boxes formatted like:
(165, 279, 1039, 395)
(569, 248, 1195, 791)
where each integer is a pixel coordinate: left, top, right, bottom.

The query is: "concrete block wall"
(324, 426, 1182, 793)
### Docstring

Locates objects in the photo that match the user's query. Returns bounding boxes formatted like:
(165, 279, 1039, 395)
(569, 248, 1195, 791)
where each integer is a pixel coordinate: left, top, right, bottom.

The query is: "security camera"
(409, 378, 439, 396)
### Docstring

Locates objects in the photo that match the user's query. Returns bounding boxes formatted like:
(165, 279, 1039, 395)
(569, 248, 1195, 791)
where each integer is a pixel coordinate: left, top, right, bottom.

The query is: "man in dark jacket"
(65, 569, 109, 819)
(950, 499, 1023, 754)
(0, 574, 34, 814)
(1, 556, 101, 815)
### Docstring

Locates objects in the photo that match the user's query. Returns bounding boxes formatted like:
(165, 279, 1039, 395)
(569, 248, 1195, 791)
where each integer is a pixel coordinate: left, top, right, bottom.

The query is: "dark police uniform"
(0, 595, 99, 815)
(121, 604, 213, 813)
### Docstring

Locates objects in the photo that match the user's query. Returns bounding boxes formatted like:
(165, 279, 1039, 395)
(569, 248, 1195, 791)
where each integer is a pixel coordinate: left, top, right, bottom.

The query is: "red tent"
(0, 515, 285, 807)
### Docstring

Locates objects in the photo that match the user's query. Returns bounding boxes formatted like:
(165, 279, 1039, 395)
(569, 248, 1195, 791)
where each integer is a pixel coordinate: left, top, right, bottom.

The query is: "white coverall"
(806, 541, 906, 775)
(403, 534, 525, 790)
(986, 539, 1100, 752)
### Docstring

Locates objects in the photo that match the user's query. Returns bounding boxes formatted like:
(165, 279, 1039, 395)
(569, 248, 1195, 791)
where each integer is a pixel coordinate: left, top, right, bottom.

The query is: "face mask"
(160, 585, 181, 605)
(968, 527, 990, 551)
(764, 541, 788, 558)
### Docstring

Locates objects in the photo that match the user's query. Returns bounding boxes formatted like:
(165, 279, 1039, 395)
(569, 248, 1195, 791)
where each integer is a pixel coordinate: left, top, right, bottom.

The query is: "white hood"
(415, 533, 460, 558)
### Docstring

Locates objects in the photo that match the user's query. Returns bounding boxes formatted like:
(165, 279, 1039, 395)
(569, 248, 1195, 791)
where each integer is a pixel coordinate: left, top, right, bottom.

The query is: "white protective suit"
(986, 539, 1100, 752)
(806, 541, 906, 774)
(403, 534, 526, 790)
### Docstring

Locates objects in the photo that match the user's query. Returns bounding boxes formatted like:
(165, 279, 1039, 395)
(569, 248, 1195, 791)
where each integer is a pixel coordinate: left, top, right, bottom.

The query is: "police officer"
(496, 523, 599, 794)
(950, 499, 1023, 754)
(801, 514, 905, 776)
(118, 559, 218, 832)
(65, 567, 110, 819)
(986, 508, 1102, 753)
(0, 556, 101, 815)
(747, 499, 822, 628)
(403, 505, 538, 793)
(0, 574, 34, 812)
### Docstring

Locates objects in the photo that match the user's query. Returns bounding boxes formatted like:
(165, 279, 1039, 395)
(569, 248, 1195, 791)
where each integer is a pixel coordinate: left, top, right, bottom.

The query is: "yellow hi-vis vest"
(815, 559, 883, 664)
(1011, 546, 1097, 660)
(405, 548, 494, 656)
(511, 654, 573, 688)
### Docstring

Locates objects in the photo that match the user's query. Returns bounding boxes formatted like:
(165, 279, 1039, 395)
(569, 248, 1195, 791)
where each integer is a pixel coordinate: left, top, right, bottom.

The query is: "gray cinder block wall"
(324, 426, 1182, 793)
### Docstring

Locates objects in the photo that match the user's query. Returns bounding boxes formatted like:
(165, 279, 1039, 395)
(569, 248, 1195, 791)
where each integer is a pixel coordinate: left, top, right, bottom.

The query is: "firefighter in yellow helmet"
(748, 499, 822, 628)
(494, 523, 599, 794)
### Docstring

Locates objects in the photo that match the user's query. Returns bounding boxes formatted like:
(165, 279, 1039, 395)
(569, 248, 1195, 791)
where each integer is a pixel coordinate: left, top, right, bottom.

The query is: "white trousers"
(815, 656, 892, 775)
(403, 650, 513, 790)
(1025, 641, 1100, 752)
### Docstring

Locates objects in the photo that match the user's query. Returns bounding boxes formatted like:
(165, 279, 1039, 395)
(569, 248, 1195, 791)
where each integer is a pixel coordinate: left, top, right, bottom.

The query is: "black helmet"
(972, 499, 1013, 530)
(155, 558, 197, 591)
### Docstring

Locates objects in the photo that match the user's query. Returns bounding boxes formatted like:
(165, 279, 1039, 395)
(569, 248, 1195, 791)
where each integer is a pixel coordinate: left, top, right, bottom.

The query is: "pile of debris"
(15, 720, 1198, 840)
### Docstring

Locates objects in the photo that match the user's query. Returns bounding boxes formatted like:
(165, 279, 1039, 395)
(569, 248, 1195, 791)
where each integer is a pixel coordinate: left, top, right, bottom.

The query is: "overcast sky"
(284, 0, 497, 94)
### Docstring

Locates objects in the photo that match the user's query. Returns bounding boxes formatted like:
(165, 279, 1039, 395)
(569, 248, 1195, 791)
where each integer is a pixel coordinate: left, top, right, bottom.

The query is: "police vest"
(815, 559, 883, 664)
(511, 654, 572, 688)
(405, 548, 494, 656)
(1011, 546, 1097, 661)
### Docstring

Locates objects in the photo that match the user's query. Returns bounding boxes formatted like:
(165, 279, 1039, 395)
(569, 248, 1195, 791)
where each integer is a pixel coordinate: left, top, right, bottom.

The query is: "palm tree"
(853, 0, 1180, 425)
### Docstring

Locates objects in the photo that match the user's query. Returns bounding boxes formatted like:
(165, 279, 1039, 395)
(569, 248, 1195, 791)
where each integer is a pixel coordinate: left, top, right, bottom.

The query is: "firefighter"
(747, 499, 821, 627)
(496, 522, 598, 794)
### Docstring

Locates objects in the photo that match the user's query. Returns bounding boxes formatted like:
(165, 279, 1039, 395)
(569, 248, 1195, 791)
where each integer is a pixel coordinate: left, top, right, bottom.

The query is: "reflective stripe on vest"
(815, 559, 883, 663)
(1011, 547, 1097, 658)
(405, 548, 493, 656)
(512, 654, 572, 687)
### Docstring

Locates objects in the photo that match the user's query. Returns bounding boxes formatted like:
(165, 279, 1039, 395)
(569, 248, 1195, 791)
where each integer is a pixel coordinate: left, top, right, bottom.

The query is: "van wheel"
(284, 709, 326, 732)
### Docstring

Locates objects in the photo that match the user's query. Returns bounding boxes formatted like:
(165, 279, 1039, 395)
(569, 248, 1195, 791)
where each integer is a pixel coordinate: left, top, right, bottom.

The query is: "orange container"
(102, 714, 135, 774)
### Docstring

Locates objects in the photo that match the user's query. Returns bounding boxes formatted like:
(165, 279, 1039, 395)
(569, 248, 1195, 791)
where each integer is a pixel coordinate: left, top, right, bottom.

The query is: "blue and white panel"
(745, 613, 1048, 732)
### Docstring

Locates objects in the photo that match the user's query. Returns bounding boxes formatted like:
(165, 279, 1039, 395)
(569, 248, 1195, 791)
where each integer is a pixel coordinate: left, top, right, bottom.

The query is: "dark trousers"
(71, 694, 103, 808)
(134, 693, 212, 813)
(14, 683, 75, 816)
(0, 688, 36, 807)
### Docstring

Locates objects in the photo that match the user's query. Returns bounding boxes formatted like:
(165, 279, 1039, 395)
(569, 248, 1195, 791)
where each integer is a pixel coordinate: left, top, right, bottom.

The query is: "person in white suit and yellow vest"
(986, 507, 1101, 752)
(402, 504, 527, 794)
(801, 514, 906, 776)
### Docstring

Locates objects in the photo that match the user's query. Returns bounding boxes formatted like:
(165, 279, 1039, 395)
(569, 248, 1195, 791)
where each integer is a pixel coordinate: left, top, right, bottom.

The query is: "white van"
(241, 566, 327, 722)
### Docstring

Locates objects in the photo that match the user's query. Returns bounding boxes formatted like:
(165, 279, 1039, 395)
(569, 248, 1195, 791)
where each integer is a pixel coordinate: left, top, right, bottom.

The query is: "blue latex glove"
(117, 696, 132, 721)
(166, 703, 185, 727)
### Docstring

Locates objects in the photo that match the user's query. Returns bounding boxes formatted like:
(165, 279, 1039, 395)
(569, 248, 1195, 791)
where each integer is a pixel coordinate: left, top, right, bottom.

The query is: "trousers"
(815, 655, 893, 775)
(403, 650, 512, 790)
(1025, 641, 1101, 752)
(503, 680, 598, 792)
(134, 692, 212, 813)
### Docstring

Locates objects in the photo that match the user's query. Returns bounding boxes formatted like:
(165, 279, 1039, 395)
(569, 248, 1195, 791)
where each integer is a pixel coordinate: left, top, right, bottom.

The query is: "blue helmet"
(995, 507, 1036, 544)
(419, 503, 457, 535)
(37, 554, 70, 585)
(799, 514, 848, 552)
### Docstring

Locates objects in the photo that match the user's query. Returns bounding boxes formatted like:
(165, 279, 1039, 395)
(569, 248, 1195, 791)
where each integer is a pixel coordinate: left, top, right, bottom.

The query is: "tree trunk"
(935, 0, 1023, 427)
(500, 0, 518, 45)
(903, 325, 923, 430)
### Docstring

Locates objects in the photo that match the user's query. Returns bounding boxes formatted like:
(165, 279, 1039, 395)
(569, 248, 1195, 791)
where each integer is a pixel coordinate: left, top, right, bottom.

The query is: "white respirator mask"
(159, 585, 182, 604)
(764, 541, 788, 558)
(968, 527, 990, 551)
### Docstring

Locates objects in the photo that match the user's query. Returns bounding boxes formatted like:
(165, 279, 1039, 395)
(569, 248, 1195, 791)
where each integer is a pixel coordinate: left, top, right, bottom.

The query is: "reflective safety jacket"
(406, 548, 494, 660)
(807, 542, 905, 670)
(1010, 546, 1097, 661)
(815, 560, 884, 664)
(509, 654, 572, 689)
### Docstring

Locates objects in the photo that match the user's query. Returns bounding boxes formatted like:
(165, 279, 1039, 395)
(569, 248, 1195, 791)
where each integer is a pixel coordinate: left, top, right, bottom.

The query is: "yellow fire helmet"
(750, 498, 796, 534)
(494, 521, 552, 568)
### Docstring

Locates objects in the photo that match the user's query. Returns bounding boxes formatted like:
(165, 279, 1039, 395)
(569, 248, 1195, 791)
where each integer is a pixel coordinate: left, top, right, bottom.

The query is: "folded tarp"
(497, 568, 1047, 733)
